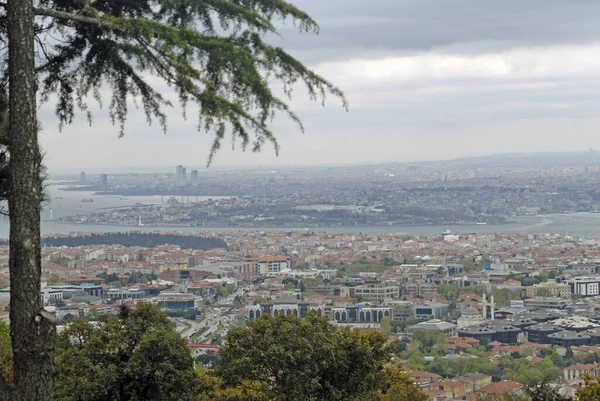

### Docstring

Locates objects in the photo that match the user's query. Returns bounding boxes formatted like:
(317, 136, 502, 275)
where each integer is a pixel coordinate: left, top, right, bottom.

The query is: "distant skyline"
(39, 0, 600, 169)
(47, 148, 600, 175)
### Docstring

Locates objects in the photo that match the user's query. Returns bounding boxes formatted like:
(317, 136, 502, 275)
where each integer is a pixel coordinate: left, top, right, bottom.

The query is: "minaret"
(138, 214, 143, 226)
(490, 294, 495, 320)
(482, 292, 487, 318)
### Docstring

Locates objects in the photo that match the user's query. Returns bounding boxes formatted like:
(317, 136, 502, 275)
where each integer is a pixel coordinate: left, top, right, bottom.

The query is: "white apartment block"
(350, 282, 400, 302)
(245, 256, 291, 276)
(567, 277, 600, 297)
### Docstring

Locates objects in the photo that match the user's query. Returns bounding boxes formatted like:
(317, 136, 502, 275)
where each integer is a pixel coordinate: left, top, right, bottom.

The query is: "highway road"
(176, 285, 250, 342)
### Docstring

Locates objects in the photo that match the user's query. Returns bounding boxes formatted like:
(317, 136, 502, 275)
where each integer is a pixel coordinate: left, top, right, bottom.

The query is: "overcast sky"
(40, 0, 600, 172)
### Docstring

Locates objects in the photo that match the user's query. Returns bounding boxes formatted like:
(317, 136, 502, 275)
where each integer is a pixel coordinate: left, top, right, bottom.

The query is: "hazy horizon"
(45, 148, 600, 175)
(48, 149, 600, 176)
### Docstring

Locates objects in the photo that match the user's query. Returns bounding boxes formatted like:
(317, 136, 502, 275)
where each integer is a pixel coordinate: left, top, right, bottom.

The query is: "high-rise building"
(176, 165, 183, 180)
(191, 169, 198, 182)
(80, 171, 86, 184)
(100, 174, 108, 187)
(181, 167, 187, 181)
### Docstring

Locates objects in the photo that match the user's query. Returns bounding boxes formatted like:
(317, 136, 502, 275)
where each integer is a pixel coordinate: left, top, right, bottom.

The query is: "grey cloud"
(271, 0, 600, 63)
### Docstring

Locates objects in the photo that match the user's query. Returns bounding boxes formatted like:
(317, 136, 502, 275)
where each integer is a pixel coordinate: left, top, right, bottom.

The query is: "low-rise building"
(547, 330, 592, 347)
(106, 287, 147, 300)
(331, 305, 394, 323)
(413, 303, 449, 320)
(156, 293, 196, 310)
(563, 364, 600, 381)
(351, 282, 399, 302)
(407, 319, 457, 339)
(456, 373, 492, 391)
(470, 381, 523, 401)
(245, 256, 291, 276)
(402, 370, 441, 388)
(524, 324, 562, 344)
(432, 379, 472, 399)
(54, 306, 81, 322)
(246, 300, 325, 320)
(523, 282, 571, 299)
(458, 321, 521, 344)
(447, 336, 480, 351)
(567, 277, 600, 297)
(42, 282, 63, 306)
(523, 297, 569, 310)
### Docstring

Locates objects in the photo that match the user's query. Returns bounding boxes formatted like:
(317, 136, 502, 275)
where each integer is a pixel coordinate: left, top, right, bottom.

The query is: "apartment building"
(106, 287, 147, 300)
(413, 303, 449, 319)
(523, 297, 569, 310)
(350, 282, 399, 302)
(523, 282, 571, 299)
(245, 256, 291, 276)
(566, 277, 600, 297)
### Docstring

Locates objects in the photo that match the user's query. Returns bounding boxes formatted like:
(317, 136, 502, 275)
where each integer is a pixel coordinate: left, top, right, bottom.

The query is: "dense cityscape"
(6, 179, 600, 398)
(5, 0, 600, 400)
(54, 152, 600, 229)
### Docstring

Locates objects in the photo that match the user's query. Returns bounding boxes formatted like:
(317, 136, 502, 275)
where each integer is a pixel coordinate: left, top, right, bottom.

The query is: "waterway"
(0, 185, 600, 239)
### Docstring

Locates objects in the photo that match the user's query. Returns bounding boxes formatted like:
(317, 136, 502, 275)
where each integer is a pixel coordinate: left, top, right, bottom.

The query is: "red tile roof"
(479, 381, 522, 394)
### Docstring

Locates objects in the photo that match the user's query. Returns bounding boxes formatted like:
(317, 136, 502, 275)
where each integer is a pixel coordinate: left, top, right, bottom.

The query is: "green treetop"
(217, 312, 412, 401)
(55, 303, 197, 401)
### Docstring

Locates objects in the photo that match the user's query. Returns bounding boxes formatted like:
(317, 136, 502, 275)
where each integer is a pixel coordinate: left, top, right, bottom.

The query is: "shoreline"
(45, 219, 515, 230)
(0, 211, 595, 241)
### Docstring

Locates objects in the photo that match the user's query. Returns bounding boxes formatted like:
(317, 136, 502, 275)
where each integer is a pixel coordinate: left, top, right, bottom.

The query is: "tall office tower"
(181, 167, 187, 181)
(191, 169, 198, 182)
(100, 173, 108, 187)
(80, 171, 86, 184)
(176, 165, 184, 180)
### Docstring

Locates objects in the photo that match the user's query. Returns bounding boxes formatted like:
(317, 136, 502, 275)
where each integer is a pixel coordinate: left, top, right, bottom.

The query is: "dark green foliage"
(41, 231, 226, 249)
(127, 271, 157, 284)
(55, 303, 197, 401)
(197, 354, 220, 369)
(0, 321, 10, 386)
(1, 305, 429, 401)
(102, 273, 121, 284)
(217, 312, 396, 401)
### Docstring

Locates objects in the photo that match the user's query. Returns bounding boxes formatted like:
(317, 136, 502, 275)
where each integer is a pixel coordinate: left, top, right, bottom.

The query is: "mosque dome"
(462, 307, 480, 317)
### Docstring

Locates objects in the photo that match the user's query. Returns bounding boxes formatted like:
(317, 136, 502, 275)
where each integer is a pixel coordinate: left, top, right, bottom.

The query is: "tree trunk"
(3, 1, 56, 401)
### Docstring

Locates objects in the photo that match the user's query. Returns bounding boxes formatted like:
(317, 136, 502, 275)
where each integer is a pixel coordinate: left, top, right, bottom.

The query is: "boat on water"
(476, 222, 487, 225)
(81, 198, 94, 203)
(442, 229, 451, 236)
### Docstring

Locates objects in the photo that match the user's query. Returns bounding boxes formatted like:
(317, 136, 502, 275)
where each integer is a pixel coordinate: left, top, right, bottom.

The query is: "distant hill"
(414, 150, 600, 168)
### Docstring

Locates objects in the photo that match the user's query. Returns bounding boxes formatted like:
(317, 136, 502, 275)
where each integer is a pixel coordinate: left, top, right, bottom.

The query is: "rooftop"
(409, 319, 457, 332)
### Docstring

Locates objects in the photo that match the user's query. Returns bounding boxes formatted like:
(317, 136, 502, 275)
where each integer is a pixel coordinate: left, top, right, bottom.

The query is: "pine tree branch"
(34, 7, 117, 29)
(0, 4, 107, 30)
